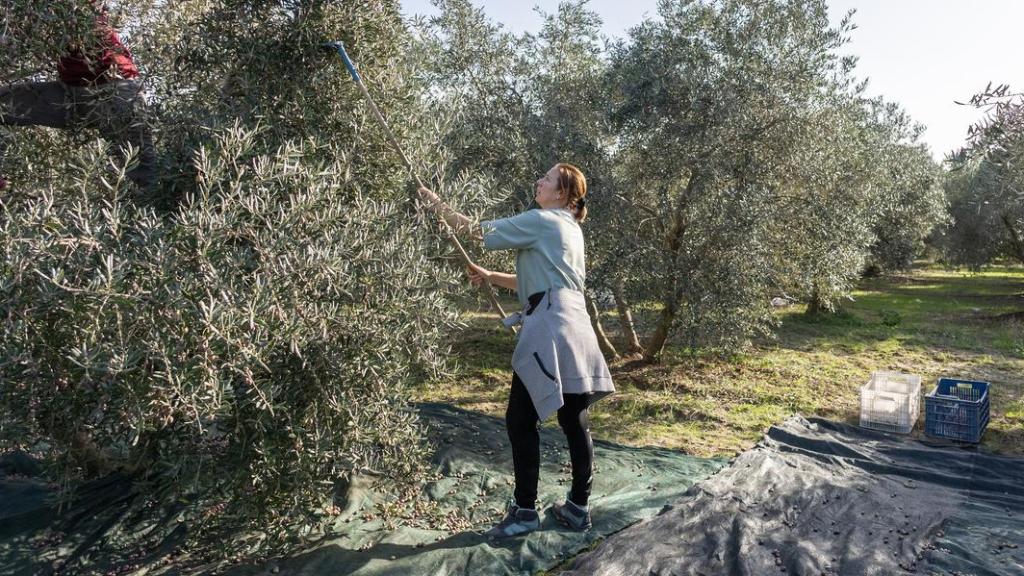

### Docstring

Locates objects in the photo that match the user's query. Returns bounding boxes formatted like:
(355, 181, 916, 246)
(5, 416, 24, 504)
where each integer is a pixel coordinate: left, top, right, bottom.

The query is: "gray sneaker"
(484, 502, 540, 539)
(552, 494, 591, 530)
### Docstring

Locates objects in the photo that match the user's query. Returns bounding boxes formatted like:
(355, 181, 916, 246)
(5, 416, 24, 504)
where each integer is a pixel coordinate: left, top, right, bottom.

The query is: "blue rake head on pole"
(321, 41, 361, 83)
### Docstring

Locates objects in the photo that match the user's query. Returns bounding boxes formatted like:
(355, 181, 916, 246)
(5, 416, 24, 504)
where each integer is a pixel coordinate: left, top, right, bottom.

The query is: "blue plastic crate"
(924, 378, 990, 443)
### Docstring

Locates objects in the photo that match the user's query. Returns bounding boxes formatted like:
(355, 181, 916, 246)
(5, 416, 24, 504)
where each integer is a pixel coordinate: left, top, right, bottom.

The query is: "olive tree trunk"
(1002, 213, 1024, 265)
(643, 174, 700, 362)
(586, 293, 620, 361)
(643, 298, 677, 362)
(613, 280, 644, 356)
(805, 283, 828, 315)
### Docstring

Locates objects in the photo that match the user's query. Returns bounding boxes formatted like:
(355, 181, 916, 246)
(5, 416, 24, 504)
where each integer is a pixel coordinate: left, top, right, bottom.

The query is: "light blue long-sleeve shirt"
(480, 208, 586, 307)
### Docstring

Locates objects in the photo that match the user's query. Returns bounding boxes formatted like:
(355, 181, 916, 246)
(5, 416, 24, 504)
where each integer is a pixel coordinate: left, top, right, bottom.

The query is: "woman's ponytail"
(556, 163, 587, 223)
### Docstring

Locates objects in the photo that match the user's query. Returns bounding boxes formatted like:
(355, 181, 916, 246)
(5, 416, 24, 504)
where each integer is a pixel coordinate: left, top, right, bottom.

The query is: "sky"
(398, 0, 1024, 162)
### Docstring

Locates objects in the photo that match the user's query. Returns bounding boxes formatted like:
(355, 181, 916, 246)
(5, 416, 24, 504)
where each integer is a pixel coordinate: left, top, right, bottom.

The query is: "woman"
(418, 163, 615, 539)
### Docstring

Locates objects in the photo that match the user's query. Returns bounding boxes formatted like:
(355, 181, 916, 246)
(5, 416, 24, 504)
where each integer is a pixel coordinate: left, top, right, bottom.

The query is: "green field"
(415, 265, 1024, 457)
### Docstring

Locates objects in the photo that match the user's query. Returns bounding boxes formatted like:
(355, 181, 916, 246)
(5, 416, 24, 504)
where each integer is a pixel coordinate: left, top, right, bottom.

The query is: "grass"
(414, 264, 1024, 458)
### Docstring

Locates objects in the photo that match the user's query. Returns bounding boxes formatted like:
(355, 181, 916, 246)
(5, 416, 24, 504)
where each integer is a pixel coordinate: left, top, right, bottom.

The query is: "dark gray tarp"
(563, 416, 1024, 576)
(0, 403, 725, 576)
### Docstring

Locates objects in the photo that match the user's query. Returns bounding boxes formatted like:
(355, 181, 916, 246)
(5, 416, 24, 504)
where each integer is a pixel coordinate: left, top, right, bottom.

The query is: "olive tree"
(604, 0, 858, 359)
(409, 0, 949, 362)
(866, 142, 946, 274)
(410, 0, 536, 204)
(411, 0, 627, 354)
(774, 97, 945, 313)
(847, 99, 946, 275)
(1, 0, 473, 560)
(940, 84, 1024, 268)
(764, 97, 881, 314)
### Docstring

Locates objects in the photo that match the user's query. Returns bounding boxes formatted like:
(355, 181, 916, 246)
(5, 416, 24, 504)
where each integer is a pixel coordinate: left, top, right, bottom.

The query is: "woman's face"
(534, 165, 566, 209)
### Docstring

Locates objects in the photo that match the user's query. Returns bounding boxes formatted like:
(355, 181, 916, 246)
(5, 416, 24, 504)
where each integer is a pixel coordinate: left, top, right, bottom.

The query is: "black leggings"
(507, 371, 594, 510)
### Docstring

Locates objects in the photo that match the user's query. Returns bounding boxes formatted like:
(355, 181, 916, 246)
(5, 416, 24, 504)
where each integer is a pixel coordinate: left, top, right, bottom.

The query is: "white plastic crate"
(859, 371, 921, 434)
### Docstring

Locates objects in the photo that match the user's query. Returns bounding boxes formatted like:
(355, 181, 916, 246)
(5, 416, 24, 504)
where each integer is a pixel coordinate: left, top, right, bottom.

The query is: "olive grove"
(0, 0, 952, 563)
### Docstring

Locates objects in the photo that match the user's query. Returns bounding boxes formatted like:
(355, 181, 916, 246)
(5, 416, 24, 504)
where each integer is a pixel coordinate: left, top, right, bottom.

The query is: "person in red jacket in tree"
(0, 1, 156, 192)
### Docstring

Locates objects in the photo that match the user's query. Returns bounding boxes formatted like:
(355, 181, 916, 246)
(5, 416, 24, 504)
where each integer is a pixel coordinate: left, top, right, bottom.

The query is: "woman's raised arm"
(418, 186, 483, 242)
